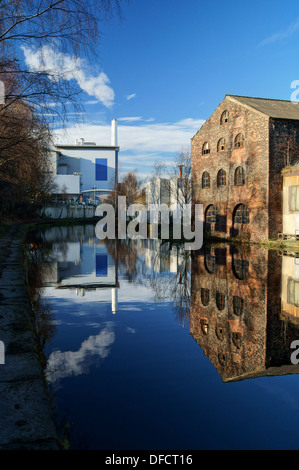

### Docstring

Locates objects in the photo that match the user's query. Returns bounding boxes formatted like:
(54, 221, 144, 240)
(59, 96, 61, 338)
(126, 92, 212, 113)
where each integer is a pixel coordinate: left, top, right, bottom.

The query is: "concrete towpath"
(0, 225, 61, 450)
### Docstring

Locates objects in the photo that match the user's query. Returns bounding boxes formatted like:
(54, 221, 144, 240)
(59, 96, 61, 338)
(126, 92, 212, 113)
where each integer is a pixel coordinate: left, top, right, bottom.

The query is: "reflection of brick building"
(191, 95, 299, 242)
(190, 245, 299, 382)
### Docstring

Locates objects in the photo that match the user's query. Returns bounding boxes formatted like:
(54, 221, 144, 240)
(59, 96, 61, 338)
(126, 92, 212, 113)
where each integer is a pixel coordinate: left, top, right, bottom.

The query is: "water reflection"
(191, 245, 299, 382)
(26, 227, 299, 385)
(24, 225, 299, 449)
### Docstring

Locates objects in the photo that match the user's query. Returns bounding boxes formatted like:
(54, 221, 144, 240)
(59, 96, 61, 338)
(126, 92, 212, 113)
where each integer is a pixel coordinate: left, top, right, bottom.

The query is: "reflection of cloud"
(126, 327, 136, 334)
(46, 326, 115, 383)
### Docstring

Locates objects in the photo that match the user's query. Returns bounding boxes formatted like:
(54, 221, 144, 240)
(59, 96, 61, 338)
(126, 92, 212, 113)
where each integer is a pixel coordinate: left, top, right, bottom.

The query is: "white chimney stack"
(112, 287, 118, 314)
(111, 118, 118, 147)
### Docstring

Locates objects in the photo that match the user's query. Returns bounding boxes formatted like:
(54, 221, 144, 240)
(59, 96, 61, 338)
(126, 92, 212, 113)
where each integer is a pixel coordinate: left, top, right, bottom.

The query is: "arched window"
(205, 205, 216, 224)
(220, 110, 229, 125)
(218, 352, 226, 366)
(200, 319, 209, 335)
(217, 169, 226, 187)
(234, 133, 244, 148)
(204, 253, 216, 274)
(232, 332, 242, 349)
(234, 204, 249, 224)
(201, 288, 210, 306)
(234, 166, 245, 185)
(216, 292, 225, 311)
(216, 325, 224, 341)
(232, 258, 249, 280)
(202, 171, 210, 189)
(202, 142, 210, 155)
(233, 296, 244, 316)
(217, 138, 226, 152)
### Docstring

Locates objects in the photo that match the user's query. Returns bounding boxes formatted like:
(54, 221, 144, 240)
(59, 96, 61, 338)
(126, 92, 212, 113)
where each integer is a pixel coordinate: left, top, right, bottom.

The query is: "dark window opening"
(234, 166, 245, 186)
(217, 169, 226, 187)
(232, 332, 242, 349)
(216, 292, 226, 311)
(200, 319, 209, 335)
(233, 296, 244, 316)
(217, 138, 226, 152)
(202, 142, 210, 155)
(234, 133, 244, 148)
(220, 111, 229, 125)
(233, 258, 249, 280)
(202, 171, 210, 189)
(201, 288, 210, 306)
(234, 204, 249, 224)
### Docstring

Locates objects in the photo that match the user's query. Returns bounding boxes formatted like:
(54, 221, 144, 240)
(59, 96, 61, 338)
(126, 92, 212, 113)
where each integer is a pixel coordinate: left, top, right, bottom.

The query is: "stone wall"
(191, 96, 270, 242)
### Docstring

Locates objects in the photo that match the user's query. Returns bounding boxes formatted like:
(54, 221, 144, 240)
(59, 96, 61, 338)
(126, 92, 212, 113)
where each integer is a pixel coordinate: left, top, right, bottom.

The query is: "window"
(96, 254, 108, 277)
(234, 133, 244, 148)
(216, 325, 224, 341)
(217, 138, 226, 152)
(202, 142, 210, 155)
(233, 258, 249, 280)
(217, 169, 226, 187)
(204, 253, 216, 274)
(289, 186, 299, 212)
(200, 319, 209, 335)
(234, 204, 249, 224)
(234, 167, 245, 186)
(201, 288, 210, 306)
(202, 171, 210, 189)
(205, 205, 217, 224)
(232, 332, 242, 349)
(95, 158, 108, 181)
(218, 353, 226, 365)
(216, 292, 225, 311)
(233, 296, 244, 316)
(288, 279, 299, 306)
(220, 110, 229, 125)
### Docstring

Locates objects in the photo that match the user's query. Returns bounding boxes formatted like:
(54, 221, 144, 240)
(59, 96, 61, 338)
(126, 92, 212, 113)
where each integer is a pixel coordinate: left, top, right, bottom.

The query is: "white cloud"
(21, 45, 115, 108)
(118, 116, 143, 122)
(259, 17, 299, 46)
(126, 93, 136, 100)
(53, 117, 205, 153)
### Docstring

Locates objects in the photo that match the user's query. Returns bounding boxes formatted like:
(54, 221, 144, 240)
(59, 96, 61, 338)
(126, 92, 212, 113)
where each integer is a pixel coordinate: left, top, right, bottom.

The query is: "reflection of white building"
(42, 235, 119, 314)
(143, 239, 185, 274)
(50, 119, 119, 202)
(281, 254, 299, 322)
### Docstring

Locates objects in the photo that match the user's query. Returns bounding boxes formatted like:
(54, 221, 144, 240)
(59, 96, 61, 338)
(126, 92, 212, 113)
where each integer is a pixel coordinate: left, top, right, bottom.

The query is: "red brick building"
(191, 95, 299, 242)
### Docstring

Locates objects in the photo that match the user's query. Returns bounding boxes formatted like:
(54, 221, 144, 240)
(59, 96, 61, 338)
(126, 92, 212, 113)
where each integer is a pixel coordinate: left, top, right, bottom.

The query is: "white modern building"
(50, 119, 119, 203)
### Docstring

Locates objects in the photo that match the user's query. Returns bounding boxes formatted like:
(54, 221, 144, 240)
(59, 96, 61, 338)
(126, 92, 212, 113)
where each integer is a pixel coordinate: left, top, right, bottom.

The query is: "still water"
(25, 224, 299, 450)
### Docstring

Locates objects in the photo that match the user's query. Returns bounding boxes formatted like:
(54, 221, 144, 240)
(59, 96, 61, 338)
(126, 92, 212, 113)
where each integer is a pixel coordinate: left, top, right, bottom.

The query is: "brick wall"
(191, 96, 270, 242)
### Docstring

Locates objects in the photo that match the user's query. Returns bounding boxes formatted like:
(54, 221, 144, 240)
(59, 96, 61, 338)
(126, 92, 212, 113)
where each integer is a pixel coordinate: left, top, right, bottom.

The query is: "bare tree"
(167, 146, 192, 210)
(0, 0, 123, 122)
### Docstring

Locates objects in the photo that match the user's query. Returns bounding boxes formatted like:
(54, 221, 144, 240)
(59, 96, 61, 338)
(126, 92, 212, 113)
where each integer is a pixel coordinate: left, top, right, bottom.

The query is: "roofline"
(225, 95, 269, 118)
(54, 145, 120, 150)
(226, 94, 293, 103)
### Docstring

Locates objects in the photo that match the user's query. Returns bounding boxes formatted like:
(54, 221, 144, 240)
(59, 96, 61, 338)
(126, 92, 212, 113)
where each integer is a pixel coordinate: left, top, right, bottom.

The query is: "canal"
(24, 224, 299, 450)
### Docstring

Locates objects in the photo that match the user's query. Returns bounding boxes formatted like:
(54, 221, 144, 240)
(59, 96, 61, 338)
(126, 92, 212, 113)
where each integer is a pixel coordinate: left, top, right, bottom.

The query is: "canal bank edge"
(0, 224, 62, 450)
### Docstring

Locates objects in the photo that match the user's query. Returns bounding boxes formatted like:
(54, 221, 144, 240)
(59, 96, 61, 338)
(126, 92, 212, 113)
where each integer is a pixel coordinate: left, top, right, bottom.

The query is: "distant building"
(50, 119, 119, 203)
(191, 95, 299, 242)
(145, 177, 182, 210)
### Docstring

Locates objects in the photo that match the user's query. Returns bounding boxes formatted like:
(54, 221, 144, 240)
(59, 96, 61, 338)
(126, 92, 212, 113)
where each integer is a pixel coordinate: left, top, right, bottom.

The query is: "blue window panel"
(96, 254, 108, 277)
(95, 158, 107, 181)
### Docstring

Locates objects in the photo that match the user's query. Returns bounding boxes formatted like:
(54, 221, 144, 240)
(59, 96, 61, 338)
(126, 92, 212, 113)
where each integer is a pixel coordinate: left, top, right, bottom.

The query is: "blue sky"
(21, 0, 299, 179)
